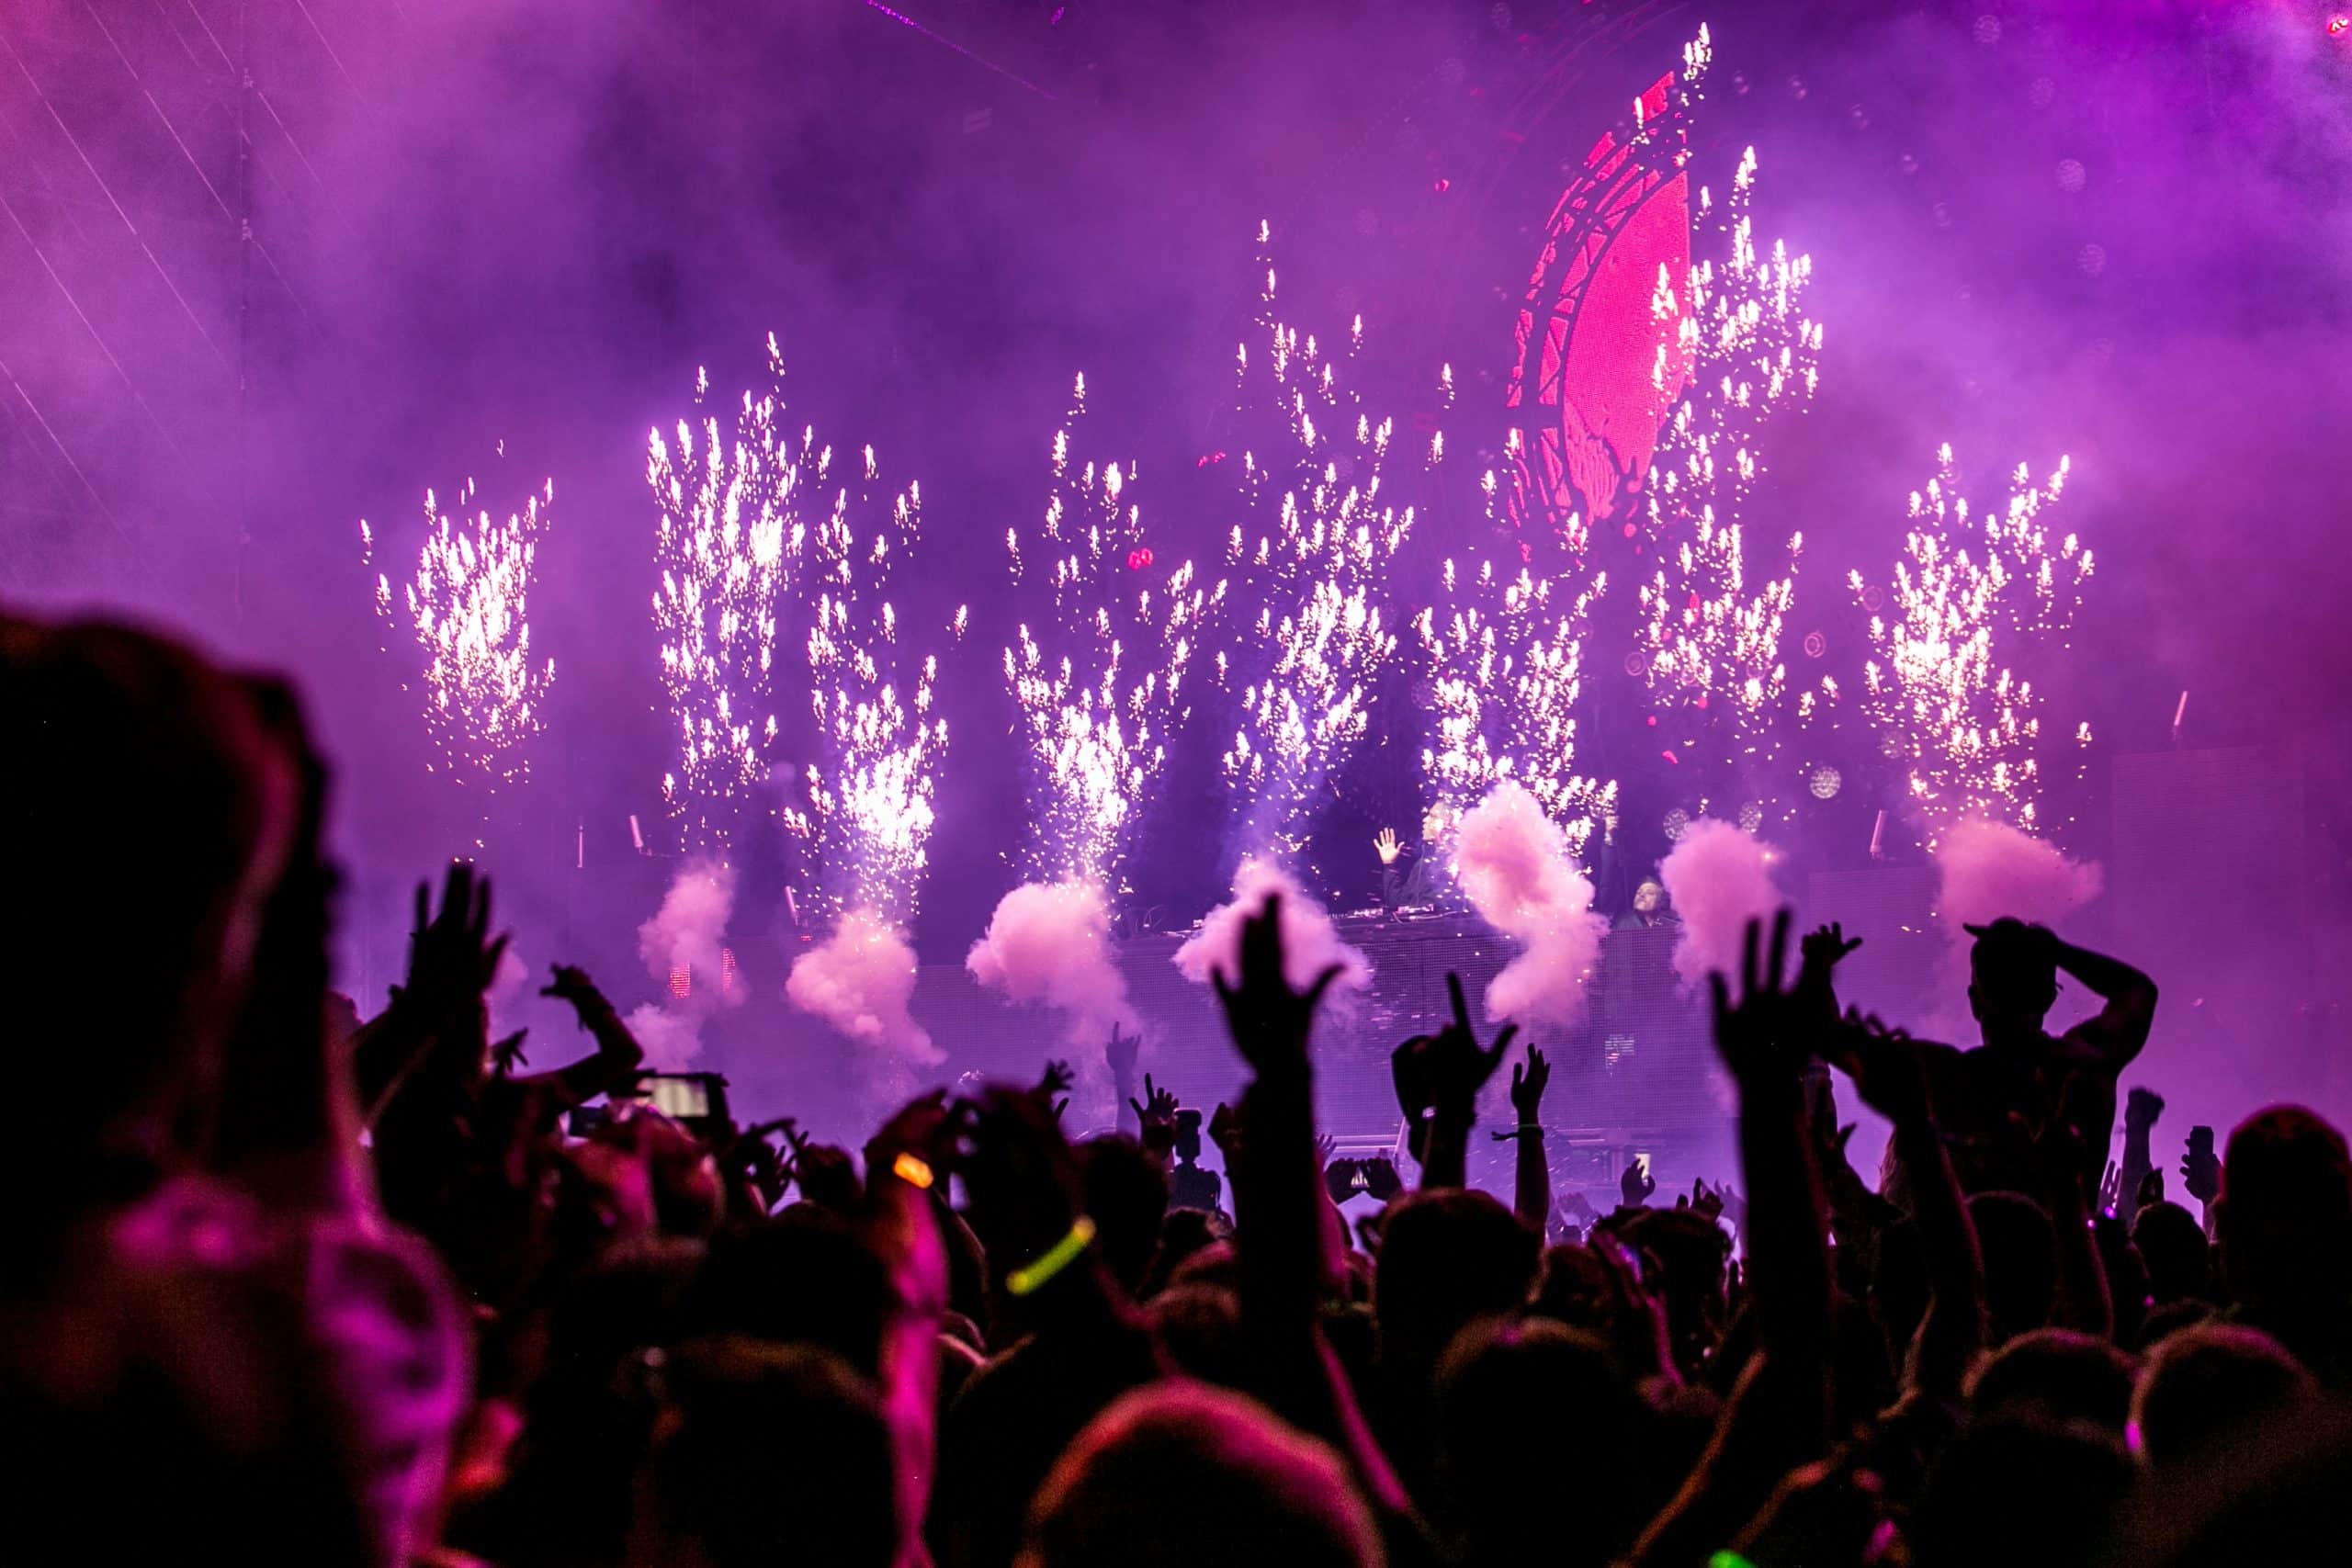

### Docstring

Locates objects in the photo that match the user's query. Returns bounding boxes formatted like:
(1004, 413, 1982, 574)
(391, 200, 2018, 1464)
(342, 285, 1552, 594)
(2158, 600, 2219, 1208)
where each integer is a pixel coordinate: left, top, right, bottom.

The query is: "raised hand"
(404, 861, 510, 1021)
(2136, 1168, 2165, 1209)
(490, 1031, 529, 1075)
(1397, 974, 1516, 1114)
(1324, 1157, 1362, 1206)
(1103, 1024, 1141, 1081)
(1211, 893, 1344, 1078)
(1508, 1044, 1551, 1122)
(1708, 909, 1807, 1085)
(2126, 1085, 2166, 1130)
(1127, 1073, 1179, 1134)
(1800, 920, 1863, 975)
(1360, 1156, 1403, 1202)
(1035, 1059, 1074, 1123)
(2181, 1126, 2221, 1204)
(541, 963, 603, 1010)
(2098, 1159, 2123, 1214)
(1373, 827, 1404, 866)
(1621, 1157, 1656, 1208)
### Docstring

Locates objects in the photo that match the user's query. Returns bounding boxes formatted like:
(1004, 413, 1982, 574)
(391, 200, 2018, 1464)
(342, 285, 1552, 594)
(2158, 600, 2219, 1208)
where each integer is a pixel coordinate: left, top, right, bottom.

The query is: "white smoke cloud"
(489, 943, 531, 1004)
(788, 908, 940, 1096)
(1659, 817, 1785, 987)
(626, 1001, 706, 1071)
(638, 860, 739, 992)
(1174, 858, 1371, 1001)
(1451, 782, 1606, 1030)
(967, 878, 1139, 1046)
(1934, 816, 2104, 933)
(622, 860, 743, 1072)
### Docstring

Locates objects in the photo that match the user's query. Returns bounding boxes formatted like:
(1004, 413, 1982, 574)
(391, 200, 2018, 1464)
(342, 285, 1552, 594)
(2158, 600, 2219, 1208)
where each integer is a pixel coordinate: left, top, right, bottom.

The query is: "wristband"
(1008, 1216, 1097, 1297)
(890, 1151, 935, 1190)
(1708, 1554, 1758, 1568)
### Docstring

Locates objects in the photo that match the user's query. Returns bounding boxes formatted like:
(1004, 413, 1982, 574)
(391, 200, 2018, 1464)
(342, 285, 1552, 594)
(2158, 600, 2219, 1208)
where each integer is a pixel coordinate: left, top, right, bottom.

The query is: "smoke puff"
(1936, 817, 2103, 932)
(788, 908, 940, 1076)
(638, 860, 739, 997)
(1452, 782, 1606, 1029)
(1660, 818, 1784, 987)
(1174, 859, 1370, 1000)
(627, 1002, 704, 1070)
(488, 943, 530, 1004)
(967, 879, 1139, 1046)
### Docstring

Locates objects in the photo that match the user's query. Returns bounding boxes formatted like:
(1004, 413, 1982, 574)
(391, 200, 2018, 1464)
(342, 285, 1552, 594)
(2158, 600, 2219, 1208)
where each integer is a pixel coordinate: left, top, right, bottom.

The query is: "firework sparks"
(1418, 548, 1617, 856)
(1850, 445, 2091, 841)
(1002, 373, 1212, 889)
(649, 338, 809, 852)
(779, 432, 956, 927)
(1628, 130, 1822, 807)
(1637, 144, 1823, 551)
(361, 464, 555, 792)
(1635, 513, 1804, 763)
(1216, 222, 1429, 862)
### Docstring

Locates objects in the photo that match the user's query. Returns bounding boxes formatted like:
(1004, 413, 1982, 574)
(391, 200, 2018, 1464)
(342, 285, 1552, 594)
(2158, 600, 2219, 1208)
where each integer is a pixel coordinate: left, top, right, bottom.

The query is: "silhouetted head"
(1911, 1412, 2132, 1568)
(1967, 918, 2059, 1037)
(1140, 1206, 1228, 1299)
(689, 1204, 892, 1377)
(631, 1337, 897, 1568)
(2132, 1201, 2213, 1305)
(1148, 1282, 1246, 1386)
(1528, 1242, 1615, 1333)
(0, 616, 300, 1198)
(1374, 1190, 1541, 1380)
(2220, 1106, 2352, 1318)
(1435, 1317, 1644, 1567)
(1018, 1382, 1379, 1568)
(1967, 1327, 2139, 1438)
(1618, 1206, 1733, 1368)
(1077, 1134, 1170, 1297)
(2131, 1322, 2312, 1472)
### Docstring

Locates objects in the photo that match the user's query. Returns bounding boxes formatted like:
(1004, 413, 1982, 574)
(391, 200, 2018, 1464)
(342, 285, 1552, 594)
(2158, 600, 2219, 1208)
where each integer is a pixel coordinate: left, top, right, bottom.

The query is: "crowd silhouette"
(8, 611, 2348, 1567)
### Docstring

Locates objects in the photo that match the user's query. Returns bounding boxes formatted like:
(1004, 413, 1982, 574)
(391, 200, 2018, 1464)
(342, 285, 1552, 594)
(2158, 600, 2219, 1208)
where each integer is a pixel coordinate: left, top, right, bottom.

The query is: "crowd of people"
(10, 610, 2352, 1567)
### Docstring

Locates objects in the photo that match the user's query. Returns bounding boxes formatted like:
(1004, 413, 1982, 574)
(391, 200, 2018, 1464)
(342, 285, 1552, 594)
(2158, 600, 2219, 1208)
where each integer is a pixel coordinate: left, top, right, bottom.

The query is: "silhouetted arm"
(2115, 1087, 2164, 1213)
(1216, 896, 1417, 1532)
(865, 1099, 953, 1568)
(2041, 1111, 2114, 1339)
(511, 965, 644, 1111)
(1837, 1019, 1985, 1400)
(1506, 1047, 1552, 1231)
(1624, 913, 1835, 1566)
(2051, 931, 2158, 1071)
(1396, 975, 1512, 1191)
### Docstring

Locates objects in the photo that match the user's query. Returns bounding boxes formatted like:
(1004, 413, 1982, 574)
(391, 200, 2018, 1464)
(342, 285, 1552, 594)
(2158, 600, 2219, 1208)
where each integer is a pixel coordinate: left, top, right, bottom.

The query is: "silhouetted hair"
(639, 1337, 897, 1568)
(1019, 1382, 1380, 1568)
(2132, 1322, 2312, 1471)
